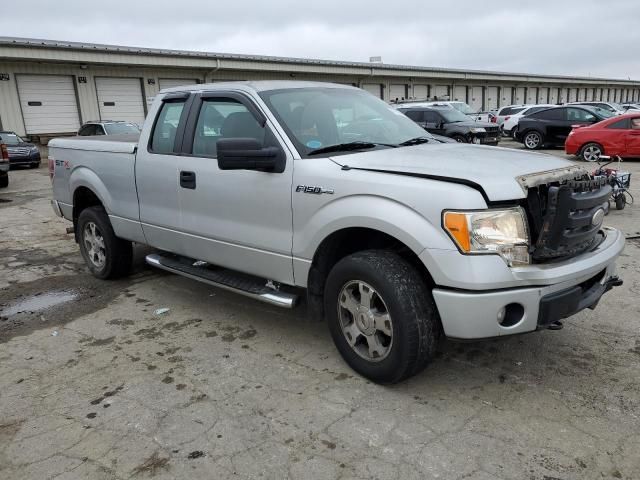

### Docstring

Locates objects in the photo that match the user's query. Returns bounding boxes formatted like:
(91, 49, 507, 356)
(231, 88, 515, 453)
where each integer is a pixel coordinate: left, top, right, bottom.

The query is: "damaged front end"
(518, 166, 612, 262)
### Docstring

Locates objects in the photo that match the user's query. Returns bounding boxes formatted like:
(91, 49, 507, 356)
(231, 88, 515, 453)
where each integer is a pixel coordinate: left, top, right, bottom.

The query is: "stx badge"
(295, 185, 334, 195)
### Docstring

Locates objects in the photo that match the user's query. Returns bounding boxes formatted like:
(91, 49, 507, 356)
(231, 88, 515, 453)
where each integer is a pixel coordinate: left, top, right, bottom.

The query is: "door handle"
(180, 171, 196, 189)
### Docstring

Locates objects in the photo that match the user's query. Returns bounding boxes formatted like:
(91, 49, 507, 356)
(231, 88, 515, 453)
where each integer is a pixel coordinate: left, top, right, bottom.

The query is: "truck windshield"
(449, 102, 476, 115)
(259, 87, 431, 157)
(104, 123, 140, 135)
(0, 132, 22, 145)
(438, 108, 471, 123)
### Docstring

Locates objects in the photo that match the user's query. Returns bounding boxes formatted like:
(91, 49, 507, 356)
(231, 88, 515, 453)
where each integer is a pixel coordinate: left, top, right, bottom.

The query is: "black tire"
(523, 130, 543, 150)
(579, 142, 603, 162)
(30, 162, 40, 169)
(0, 174, 7, 188)
(324, 250, 441, 384)
(452, 135, 467, 143)
(77, 206, 132, 279)
(510, 126, 518, 139)
(615, 194, 626, 210)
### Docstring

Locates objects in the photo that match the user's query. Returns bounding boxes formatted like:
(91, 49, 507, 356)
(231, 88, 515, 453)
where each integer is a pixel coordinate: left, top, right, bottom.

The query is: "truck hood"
(330, 143, 586, 202)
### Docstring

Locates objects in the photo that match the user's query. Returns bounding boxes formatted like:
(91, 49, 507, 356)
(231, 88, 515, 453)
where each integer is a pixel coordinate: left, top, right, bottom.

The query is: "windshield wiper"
(307, 141, 396, 156)
(398, 136, 432, 146)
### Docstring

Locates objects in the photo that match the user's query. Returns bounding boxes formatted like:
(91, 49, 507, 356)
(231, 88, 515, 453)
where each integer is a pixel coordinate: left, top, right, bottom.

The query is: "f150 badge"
(295, 185, 334, 195)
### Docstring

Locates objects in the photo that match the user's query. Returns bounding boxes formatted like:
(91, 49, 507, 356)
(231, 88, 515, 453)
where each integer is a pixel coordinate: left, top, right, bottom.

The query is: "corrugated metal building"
(1, 36, 639, 138)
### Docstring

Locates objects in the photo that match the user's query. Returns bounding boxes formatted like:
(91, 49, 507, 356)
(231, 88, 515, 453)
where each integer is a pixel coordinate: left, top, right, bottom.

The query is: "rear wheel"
(523, 130, 543, 150)
(0, 174, 7, 188)
(77, 206, 132, 279)
(324, 250, 440, 384)
(29, 162, 40, 169)
(580, 142, 603, 162)
(615, 194, 626, 210)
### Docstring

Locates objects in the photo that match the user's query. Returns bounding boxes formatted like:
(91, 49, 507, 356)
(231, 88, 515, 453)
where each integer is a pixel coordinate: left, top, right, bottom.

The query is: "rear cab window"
(149, 96, 188, 154)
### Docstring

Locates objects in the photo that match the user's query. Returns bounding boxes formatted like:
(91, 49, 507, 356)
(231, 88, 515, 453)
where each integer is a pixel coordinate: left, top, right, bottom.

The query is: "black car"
(515, 105, 613, 150)
(0, 131, 41, 168)
(398, 105, 501, 145)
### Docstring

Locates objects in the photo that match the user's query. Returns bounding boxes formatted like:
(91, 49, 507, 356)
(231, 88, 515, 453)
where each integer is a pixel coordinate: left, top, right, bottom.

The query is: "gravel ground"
(0, 141, 639, 480)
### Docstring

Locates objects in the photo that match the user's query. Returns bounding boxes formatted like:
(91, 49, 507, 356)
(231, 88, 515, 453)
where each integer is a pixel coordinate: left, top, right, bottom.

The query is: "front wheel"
(452, 135, 467, 143)
(580, 143, 603, 162)
(0, 174, 7, 188)
(523, 131, 543, 150)
(615, 194, 626, 210)
(77, 206, 132, 279)
(324, 250, 441, 384)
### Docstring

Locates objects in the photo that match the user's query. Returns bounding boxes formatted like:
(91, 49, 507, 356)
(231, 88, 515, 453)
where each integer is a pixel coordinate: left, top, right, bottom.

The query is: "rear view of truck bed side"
(49, 134, 146, 244)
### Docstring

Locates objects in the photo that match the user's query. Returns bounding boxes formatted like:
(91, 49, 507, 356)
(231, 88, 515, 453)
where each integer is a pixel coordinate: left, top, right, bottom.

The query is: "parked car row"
(515, 105, 613, 150)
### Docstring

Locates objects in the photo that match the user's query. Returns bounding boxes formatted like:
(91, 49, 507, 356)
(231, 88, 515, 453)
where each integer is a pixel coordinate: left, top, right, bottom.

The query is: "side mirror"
(217, 138, 280, 171)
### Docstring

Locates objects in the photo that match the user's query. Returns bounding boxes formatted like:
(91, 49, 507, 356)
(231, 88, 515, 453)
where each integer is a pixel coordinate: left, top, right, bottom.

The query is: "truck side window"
(192, 99, 265, 157)
(150, 100, 186, 154)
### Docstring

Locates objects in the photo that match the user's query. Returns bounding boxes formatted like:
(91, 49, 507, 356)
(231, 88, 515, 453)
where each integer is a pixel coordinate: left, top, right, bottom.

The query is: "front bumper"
(428, 227, 625, 339)
(9, 152, 41, 166)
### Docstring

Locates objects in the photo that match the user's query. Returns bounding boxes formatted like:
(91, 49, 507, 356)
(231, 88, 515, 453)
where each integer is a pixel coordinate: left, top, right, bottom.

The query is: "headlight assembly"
(443, 207, 530, 266)
(469, 127, 486, 134)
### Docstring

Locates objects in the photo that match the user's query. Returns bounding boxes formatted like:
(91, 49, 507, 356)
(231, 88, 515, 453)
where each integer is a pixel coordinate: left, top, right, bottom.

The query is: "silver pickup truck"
(49, 81, 624, 383)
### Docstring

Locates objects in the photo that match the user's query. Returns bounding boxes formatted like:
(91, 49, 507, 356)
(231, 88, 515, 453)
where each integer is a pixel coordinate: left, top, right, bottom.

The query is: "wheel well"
(73, 187, 103, 240)
(306, 228, 433, 320)
(580, 141, 604, 152)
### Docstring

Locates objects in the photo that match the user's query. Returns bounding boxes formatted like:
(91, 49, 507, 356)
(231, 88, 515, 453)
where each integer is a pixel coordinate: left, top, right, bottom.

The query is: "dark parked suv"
(515, 105, 613, 150)
(0, 131, 41, 168)
(398, 105, 500, 145)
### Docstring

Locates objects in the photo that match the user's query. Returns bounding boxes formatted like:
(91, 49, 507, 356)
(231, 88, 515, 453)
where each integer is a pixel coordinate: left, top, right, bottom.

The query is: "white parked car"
(494, 105, 529, 126)
(502, 104, 556, 137)
(568, 102, 626, 115)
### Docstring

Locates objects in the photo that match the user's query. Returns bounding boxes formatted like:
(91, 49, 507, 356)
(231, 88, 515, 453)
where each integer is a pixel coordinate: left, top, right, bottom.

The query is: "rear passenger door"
(136, 93, 191, 250)
(176, 92, 295, 284)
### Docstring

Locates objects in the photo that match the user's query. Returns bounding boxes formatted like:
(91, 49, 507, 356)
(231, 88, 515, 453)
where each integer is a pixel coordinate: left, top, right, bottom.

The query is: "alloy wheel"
(337, 280, 393, 362)
(524, 132, 541, 149)
(83, 221, 106, 269)
(583, 144, 602, 162)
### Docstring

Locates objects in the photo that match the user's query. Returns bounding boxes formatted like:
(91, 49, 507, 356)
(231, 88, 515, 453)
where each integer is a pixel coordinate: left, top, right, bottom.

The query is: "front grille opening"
(525, 178, 610, 263)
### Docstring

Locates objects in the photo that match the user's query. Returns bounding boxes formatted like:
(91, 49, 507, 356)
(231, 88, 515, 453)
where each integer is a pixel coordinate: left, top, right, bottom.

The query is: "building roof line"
(0, 36, 638, 84)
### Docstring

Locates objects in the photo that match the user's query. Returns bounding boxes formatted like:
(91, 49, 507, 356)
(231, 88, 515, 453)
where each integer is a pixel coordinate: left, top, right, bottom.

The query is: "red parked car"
(565, 113, 640, 161)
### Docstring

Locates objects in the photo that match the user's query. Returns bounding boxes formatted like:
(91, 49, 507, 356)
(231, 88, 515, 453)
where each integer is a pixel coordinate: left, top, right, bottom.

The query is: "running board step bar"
(145, 253, 299, 309)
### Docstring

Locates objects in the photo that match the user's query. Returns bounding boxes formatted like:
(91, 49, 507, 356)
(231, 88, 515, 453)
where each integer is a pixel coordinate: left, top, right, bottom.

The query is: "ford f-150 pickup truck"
(49, 81, 624, 383)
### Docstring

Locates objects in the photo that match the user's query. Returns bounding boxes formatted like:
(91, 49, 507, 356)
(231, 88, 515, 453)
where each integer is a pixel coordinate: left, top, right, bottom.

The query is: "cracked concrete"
(1, 145, 639, 480)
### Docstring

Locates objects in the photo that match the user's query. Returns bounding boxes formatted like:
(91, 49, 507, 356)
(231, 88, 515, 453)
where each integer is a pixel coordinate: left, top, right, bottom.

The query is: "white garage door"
(527, 87, 538, 104)
(486, 87, 498, 110)
(412, 84, 429, 100)
(158, 78, 198, 90)
(500, 87, 512, 106)
(549, 88, 559, 104)
(514, 87, 526, 104)
(16, 74, 80, 135)
(537, 87, 549, 104)
(569, 88, 578, 102)
(470, 87, 483, 111)
(95, 77, 146, 125)
(361, 83, 382, 98)
(389, 84, 407, 102)
(434, 85, 449, 100)
(453, 86, 467, 102)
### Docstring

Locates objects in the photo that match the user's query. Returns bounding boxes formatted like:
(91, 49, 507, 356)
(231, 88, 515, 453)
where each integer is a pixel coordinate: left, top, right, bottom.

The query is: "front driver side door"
(175, 92, 295, 284)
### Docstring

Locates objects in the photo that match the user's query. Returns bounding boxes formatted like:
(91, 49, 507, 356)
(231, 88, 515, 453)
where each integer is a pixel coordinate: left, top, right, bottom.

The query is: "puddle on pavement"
(1, 291, 78, 316)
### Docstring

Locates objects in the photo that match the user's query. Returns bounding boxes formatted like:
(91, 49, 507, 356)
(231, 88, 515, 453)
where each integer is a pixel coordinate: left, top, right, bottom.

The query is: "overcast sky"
(2, 0, 639, 79)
